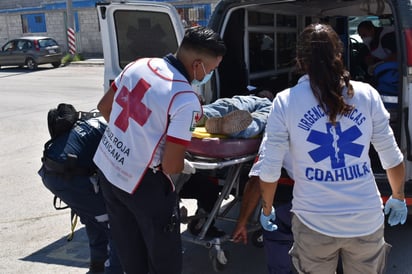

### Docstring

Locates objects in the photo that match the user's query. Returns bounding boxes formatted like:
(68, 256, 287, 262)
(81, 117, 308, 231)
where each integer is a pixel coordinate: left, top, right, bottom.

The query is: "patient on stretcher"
(179, 91, 273, 238)
(196, 90, 273, 139)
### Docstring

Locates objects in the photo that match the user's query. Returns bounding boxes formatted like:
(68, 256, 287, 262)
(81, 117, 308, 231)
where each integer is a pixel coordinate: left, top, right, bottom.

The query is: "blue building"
(0, 0, 216, 56)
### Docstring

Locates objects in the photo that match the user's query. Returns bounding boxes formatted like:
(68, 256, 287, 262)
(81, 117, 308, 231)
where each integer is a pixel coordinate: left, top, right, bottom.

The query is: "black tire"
(26, 58, 37, 70)
(52, 61, 61, 68)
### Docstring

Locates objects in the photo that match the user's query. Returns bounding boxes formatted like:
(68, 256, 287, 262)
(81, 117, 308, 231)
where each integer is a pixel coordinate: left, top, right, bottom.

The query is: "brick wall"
(0, 7, 103, 56)
(76, 9, 102, 55)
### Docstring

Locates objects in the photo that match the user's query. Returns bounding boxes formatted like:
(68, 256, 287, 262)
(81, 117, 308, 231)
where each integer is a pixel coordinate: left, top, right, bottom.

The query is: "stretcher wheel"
(209, 249, 229, 272)
(251, 230, 264, 248)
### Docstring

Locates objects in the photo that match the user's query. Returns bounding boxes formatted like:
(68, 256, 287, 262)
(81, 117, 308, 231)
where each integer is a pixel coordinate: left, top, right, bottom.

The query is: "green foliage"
(72, 53, 84, 61)
(61, 53, 84, 65)
(62, 53, 72, 64)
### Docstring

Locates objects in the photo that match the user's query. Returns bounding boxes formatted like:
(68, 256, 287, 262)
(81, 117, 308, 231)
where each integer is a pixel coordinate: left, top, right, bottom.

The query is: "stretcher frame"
(176, 141, 262, 271)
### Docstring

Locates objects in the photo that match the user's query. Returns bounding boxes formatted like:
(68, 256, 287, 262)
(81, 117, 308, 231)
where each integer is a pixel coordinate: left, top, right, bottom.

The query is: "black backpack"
(47, 103, 101, 139)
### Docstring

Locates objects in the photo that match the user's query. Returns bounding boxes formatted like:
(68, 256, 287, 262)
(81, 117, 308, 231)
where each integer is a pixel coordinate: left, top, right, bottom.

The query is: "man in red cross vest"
(93, 26, 226, 274)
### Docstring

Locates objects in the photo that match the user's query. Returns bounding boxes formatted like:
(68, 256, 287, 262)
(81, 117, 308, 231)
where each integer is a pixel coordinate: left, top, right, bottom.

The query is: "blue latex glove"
(384, 196, 407, 226)
(260, 206, 278, 231)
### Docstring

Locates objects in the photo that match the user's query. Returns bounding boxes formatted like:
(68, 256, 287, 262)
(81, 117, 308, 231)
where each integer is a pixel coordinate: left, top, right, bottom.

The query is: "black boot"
(87, 260, 105, 274)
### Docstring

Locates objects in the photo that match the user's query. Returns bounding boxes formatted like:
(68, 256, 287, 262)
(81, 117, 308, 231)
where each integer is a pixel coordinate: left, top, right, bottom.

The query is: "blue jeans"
(202, 95, 272, 138)
(38, 166, 122, 274)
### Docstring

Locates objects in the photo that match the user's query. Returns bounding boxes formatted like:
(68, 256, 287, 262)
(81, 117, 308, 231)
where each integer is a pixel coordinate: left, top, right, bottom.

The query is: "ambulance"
(96, 0, 412, 209)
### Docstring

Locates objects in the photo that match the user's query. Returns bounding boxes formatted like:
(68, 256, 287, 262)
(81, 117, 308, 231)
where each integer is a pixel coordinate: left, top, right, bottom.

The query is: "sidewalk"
(69, 58, 104, 66)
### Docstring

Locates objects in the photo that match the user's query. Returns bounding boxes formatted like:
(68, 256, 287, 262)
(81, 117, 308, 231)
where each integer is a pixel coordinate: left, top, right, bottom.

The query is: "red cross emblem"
(194, 112, 201, 122)
(114, 78, 152, 132)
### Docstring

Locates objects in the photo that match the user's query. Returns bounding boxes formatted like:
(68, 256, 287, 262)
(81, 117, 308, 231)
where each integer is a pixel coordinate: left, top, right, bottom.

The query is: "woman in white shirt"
(258, 23, 406, 274)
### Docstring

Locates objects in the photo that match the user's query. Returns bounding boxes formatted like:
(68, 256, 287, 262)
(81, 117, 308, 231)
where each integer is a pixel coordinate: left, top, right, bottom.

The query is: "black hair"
(180, 26, 226, 57)
(357, 20, 375, 33)
(296, 23, 354, 125)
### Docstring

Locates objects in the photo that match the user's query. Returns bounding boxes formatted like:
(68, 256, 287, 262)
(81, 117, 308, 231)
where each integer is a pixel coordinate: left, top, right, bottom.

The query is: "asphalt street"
(0, 63, 411, 274)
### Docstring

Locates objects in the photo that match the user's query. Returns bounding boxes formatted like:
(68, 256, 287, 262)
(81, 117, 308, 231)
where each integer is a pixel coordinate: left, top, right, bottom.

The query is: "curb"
(67, 59, 104, 67)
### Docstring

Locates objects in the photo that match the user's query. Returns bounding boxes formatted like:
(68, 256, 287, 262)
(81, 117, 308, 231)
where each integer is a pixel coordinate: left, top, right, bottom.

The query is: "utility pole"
(66, 0, 76, 55)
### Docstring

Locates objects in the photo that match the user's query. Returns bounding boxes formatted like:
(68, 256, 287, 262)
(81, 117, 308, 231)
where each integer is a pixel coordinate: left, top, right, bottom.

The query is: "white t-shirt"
(94, 58, 201, 194)
(258, 75, 403, 237)
(370, 26, 395, 60)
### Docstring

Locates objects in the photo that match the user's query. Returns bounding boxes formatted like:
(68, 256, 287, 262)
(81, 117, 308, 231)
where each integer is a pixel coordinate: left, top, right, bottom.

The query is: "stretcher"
(175, 128, 263, 272)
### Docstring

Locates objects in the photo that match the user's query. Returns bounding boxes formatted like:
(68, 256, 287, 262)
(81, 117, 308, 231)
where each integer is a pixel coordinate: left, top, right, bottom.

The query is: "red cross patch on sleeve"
(190, 111, 201, 131)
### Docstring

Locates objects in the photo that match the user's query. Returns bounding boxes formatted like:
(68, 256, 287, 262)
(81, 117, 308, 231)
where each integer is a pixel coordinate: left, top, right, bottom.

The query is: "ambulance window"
(276, 14, 297, 28)
(249, 32, 275, 73)
(247, 11, 297, 75)
(248, 11, 274, 26)
(114, 10, 179, 68)
(276, 32, 296, 69)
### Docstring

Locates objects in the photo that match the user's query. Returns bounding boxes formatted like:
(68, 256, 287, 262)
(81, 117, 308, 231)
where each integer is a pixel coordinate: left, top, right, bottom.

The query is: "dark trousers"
(99, 169, 182, 274)
(38, 166, 122, 274)
(263, 202, 294, 274)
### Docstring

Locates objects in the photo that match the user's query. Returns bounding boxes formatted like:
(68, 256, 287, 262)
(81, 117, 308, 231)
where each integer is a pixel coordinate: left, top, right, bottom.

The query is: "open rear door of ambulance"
(96, 1, 185, 91)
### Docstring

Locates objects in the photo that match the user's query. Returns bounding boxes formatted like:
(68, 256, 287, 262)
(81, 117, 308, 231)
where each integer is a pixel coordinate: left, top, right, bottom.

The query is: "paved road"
(0, 64, 411, 274)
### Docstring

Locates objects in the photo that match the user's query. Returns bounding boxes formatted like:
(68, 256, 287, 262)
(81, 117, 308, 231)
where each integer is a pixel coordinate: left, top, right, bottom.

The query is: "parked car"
(96, 0, 412, 208)
(0, 36, 63, 70)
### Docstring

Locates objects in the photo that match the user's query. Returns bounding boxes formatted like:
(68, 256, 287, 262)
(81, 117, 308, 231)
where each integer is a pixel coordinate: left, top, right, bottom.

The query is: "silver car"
(0, 36, 63, 70)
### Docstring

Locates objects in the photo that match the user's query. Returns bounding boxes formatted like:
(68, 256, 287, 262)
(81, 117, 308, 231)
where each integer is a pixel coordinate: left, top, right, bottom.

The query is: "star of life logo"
(305, 122, 370, 182)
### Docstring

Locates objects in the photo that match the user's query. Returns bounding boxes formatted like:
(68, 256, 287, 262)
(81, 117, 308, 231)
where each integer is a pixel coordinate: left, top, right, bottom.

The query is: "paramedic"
(38, 115, 122, 274)
(197, 90, 273, 138)
(357, 20, 397, 66)
(259, 23, 406, 273)
(93, 26, 226, 274)
(357, 20, 399, 109)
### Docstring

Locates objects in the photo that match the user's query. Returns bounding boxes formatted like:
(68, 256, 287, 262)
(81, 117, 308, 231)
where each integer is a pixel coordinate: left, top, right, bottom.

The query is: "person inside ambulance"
(357, 20, 399, 108)
(357, 20, 397, 66)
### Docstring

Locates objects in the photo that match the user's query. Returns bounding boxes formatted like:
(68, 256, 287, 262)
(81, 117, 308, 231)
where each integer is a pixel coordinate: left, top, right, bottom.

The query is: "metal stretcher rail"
(180, 152, 261, 272)
(187, 154, 256, 170)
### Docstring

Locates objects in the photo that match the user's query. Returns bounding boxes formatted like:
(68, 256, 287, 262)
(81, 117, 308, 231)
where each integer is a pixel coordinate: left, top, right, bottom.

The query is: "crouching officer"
(38, 111, 123, 274)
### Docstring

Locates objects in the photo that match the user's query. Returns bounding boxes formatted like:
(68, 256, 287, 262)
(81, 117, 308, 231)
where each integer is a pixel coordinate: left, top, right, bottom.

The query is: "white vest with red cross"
(94, 58, 201, 194)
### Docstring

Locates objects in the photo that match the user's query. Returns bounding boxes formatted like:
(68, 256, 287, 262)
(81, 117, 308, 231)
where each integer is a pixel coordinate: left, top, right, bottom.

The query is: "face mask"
(361, 36, 372, 47)
(191, 63, 214, 86)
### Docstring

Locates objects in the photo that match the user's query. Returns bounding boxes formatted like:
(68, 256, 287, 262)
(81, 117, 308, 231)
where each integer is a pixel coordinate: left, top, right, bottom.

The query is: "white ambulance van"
(96, 0, 412, 209)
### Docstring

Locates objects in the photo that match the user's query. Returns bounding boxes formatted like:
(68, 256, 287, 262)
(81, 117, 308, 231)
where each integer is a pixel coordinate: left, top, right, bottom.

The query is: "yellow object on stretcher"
(192, 127, 228, 139)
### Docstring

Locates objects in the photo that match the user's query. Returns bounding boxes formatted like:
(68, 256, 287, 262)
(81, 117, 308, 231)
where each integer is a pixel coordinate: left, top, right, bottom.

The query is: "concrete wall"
(76, 9, 102, 56)
(0, 0, 52, 9)
(0, 0, 216, 56)
(0, 7, 102, 56)
(46, 11, 67, 52)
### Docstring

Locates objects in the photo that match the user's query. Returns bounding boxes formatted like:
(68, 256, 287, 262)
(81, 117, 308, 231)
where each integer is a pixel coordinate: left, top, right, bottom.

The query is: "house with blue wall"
(0, 0, 215, 56)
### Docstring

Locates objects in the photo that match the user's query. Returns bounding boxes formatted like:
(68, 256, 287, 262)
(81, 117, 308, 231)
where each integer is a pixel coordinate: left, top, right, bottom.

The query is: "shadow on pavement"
(20, 227, 89, 269)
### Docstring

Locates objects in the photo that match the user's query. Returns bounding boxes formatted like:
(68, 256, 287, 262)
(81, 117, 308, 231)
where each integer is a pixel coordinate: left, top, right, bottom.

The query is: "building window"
(175, 4, 211, 27)
(21, 13, 47, 33)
